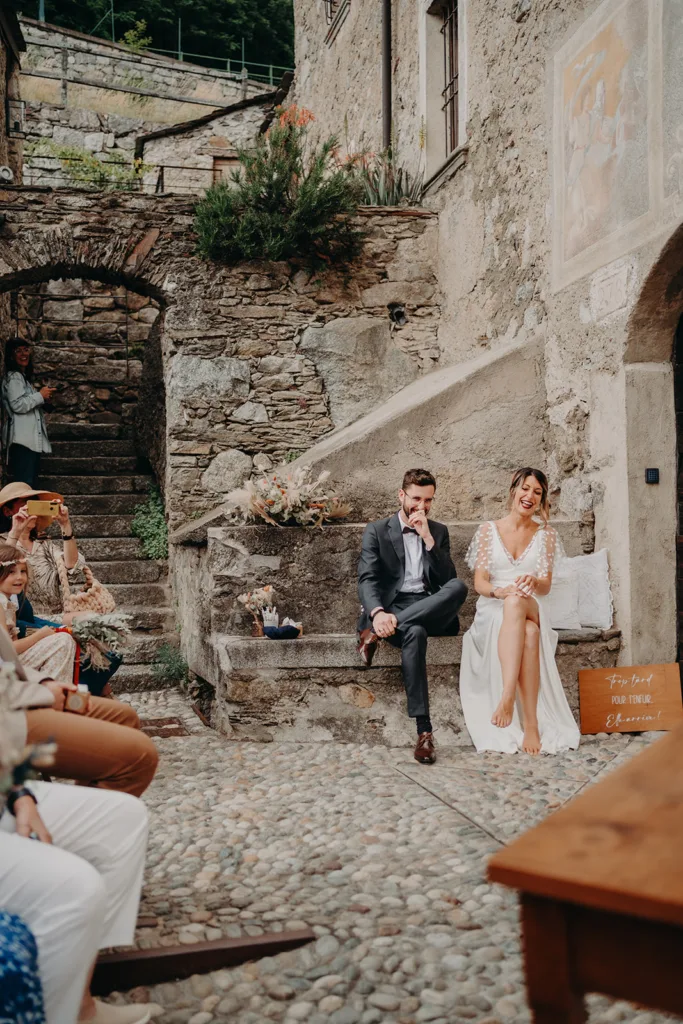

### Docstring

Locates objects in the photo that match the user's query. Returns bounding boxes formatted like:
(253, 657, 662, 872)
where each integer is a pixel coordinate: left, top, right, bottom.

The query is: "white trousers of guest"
(0, 781, 148, 1024)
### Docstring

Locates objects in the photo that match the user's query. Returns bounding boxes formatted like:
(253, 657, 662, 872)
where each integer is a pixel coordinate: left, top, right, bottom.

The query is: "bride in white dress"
(460, 468, 580, 755)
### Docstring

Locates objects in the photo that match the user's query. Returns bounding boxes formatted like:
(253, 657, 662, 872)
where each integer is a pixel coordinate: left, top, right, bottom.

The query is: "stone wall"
(18, 17, 270, 188)
(292, 0, 683, 664)
(12, 277, 160, 427)
(0, 189, 440, 528)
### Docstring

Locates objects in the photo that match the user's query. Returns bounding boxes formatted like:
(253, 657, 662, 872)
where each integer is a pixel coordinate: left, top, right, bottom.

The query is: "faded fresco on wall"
(663, 0, 683, 214)
(562, 0, 648, 262)
(552, 0, 683, 292)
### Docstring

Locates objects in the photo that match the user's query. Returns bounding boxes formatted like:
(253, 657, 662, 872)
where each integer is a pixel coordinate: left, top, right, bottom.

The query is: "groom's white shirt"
(398, 511, 425, 594)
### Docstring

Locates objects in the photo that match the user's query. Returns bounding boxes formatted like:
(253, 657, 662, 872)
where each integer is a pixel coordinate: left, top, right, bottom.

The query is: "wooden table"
(488, 726, 683, 1023)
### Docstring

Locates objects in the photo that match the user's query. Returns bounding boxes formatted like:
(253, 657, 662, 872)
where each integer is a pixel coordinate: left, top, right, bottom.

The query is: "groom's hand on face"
(373, 611, 397, 638)
(409, 510, 434, 548)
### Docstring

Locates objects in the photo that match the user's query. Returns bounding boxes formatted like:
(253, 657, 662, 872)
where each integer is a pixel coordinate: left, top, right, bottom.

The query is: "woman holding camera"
(2, 338, 55, 488)
(0, 481, 83, 618)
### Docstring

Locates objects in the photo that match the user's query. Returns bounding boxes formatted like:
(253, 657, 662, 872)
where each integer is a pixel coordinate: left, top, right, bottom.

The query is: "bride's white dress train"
(459, 522, 580, 754)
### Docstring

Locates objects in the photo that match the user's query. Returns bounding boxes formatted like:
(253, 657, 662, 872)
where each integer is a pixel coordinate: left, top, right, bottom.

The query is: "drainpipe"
(382, 0, 392, 151)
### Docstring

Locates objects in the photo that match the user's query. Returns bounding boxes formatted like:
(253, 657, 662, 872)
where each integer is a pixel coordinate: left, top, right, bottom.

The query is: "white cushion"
(569, 548, 613, 629)
(545, 564, 582, 630)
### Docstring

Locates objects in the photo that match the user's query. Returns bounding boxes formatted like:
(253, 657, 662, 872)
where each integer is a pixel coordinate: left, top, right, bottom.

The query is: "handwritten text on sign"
(578, 663, 683, 734)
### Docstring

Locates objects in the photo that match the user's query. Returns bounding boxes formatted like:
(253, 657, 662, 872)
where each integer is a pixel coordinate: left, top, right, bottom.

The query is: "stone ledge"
(215, 629, 620, 670)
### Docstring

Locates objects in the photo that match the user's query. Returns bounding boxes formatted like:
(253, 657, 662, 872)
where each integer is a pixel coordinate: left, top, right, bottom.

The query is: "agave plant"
(348, 148, 424, 207)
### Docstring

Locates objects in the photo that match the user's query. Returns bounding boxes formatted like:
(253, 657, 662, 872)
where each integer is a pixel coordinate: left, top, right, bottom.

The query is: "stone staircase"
(38, 422, 175, 690)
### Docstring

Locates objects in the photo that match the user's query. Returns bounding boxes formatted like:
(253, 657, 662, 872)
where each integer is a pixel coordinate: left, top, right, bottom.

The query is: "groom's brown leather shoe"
(414, 732, 436, 764)
(357, 629, 379, 668)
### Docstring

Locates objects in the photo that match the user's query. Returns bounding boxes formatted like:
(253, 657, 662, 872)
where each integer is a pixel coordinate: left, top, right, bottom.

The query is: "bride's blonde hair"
(508, 467, 550, 523)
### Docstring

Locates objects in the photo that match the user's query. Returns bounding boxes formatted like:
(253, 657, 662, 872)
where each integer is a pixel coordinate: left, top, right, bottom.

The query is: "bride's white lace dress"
(459, 522, 580, 754)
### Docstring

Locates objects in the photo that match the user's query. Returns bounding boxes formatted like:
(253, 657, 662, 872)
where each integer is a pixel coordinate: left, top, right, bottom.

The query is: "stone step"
(70, 514, 134, 537)
(39, 476, 152, 495)
(108, 582, 170, 605)
(125, 631, 176, 664)
(78, 537, 144, 560)
(209, 630, 621, 747)
(110, 663, 163, 693)
(125, 606, 176, 632)
(61, 493, 146, 515)
(46, 423, 134, 441)
(50, 439, 137, 458)
(217, 630, 619, 668)
(40, 457, 139, 476)
(87, 560, 167, 584)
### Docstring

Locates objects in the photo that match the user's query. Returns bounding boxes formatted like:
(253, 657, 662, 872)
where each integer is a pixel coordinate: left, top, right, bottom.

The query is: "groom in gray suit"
(356, 468, 467, 764)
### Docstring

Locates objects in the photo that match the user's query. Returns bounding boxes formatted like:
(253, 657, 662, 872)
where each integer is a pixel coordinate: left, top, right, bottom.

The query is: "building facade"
(293, 0, 683, 667)
(0, 6, 25, 182)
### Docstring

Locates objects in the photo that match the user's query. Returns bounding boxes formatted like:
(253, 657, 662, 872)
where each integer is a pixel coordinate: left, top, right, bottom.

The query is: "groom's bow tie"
(402, 526, 418, 535)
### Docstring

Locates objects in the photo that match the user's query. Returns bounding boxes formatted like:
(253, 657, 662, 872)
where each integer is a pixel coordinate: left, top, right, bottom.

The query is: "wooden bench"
(488, 725, 683, 1023)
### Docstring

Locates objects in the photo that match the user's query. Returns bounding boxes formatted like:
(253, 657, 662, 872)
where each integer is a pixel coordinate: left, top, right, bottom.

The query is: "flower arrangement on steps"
(225, 465, 351, 527)
(237, 586, 276, 637)
(236, 586, 303, 640)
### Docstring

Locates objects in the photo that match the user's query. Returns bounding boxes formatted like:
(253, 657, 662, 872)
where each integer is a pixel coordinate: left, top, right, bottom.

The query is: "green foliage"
(27, 140, 149, 191)
(153, 643, 190, 688)
(194, 108, 366, 269)
(131, 487, 168, 560)
(17, 0, 294, 72)
(121, 19, 153, 51)
(350, 149, 424, 207)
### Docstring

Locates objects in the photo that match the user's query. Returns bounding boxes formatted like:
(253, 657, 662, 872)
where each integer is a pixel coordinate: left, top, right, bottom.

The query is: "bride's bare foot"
(491, 694, 515, 728)
(522, 725, 541, 754)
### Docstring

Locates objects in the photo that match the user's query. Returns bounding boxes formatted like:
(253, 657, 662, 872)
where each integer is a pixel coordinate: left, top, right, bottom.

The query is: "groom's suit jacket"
(357, 514, 459, 632)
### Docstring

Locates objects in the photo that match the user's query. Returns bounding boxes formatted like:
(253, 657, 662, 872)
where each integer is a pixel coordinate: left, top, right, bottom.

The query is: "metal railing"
(145, 48, 291, 86)
(23, 154, 234, 196)
(24, 34, 292, 86)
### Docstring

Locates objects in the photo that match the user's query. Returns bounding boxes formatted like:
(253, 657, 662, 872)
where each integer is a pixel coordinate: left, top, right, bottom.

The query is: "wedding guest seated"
(0, 601, 157, 797)
(0, 482, 85, 618)
(15, 592, 123, 698)
(0, 544, 78, 688)
(0, 909, 45, 1023)
(0, 484, 124, 695)
(0, 773, 152, 1023)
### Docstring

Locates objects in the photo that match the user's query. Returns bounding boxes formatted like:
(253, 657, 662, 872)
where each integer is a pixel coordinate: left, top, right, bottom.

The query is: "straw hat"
(0, 482, 63, 510)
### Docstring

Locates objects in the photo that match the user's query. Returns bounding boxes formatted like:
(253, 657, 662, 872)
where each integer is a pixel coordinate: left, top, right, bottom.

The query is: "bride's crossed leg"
(492, 595, 542, 754)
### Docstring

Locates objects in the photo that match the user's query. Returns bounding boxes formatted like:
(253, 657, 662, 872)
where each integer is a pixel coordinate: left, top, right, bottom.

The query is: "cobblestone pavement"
(106, 689, 676, 1024)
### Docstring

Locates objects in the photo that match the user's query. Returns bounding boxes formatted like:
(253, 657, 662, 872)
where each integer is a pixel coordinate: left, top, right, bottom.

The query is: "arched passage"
(623, 224, 683, 664)
(0, 266, 168, 493)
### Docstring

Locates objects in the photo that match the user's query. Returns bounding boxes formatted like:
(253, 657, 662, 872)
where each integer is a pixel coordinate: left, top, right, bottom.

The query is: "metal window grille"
(324, 0, 339, 24)
(441, 0, 459, 155)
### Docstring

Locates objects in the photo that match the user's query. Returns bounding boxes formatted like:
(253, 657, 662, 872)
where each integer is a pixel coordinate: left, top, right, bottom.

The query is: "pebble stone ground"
(106, 689, 677, 1024)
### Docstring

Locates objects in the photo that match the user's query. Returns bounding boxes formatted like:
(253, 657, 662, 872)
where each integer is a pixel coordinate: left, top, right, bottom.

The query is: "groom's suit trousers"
(385, 578, 468, 718)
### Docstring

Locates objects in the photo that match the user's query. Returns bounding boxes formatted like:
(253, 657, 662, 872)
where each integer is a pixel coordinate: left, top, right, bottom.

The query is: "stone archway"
(623, 223, 683, 664)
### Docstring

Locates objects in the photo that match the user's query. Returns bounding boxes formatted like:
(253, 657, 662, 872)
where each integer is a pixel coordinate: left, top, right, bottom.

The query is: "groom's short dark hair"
(402, 468, 436, 491)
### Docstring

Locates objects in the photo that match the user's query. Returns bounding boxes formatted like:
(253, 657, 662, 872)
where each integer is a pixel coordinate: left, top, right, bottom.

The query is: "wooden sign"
(579, 663, 683, 734)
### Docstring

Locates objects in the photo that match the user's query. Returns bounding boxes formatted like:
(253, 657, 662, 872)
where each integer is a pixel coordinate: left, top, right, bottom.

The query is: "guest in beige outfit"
(0, 546, 158, 797)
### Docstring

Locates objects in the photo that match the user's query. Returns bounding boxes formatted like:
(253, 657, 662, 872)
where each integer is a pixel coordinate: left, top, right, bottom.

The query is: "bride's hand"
(495, 584, 518, 598)
(515, 574, 538, 597)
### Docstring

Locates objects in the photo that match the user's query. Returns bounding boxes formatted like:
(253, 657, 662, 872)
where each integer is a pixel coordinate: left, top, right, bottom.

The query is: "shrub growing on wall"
(194, 107, 366, 268)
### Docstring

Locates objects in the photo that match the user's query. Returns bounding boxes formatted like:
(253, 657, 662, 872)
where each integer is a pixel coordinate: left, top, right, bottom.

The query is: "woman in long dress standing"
(460, 467, 580, 755)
